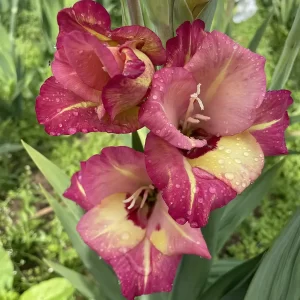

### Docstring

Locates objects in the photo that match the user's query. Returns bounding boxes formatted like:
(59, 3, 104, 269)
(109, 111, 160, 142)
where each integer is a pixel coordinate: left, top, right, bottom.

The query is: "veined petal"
(82, 146, 151, 206)
(185, 31, 266, 136)
(111, 25, 166, 66)
(149, 195, 211, 258)
(109, 238, 181, 300)
(36, 77, 103, 136)
(103, 49, 154, 119)
(52, 48, 101, 102)
(57, 0, 111, 48)
(249, 90, 293, 156)
(77, 193, 146, 260)
(187, 132, 264, 194)
(145, 133, 236, 227)
(139, 67, 207, 150)
(166, 20, 207, 67)
(63, 162, 92, 210)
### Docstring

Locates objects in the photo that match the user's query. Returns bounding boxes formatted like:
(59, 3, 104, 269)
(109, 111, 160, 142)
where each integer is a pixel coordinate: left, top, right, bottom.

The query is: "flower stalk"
(126, 0, 144, 26)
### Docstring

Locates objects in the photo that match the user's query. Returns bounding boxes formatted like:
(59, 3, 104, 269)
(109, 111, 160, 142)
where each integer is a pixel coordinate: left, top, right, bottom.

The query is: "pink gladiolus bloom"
(36, 0, 166, 136)
(64, 147, 211, 300)
(140, 21, 292, 227)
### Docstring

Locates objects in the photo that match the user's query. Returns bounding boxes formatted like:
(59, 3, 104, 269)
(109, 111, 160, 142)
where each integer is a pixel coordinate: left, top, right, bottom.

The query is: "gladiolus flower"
(36, 0, 166, 136)
(64, 147, 211, 300)
(140, 21, 292, 227)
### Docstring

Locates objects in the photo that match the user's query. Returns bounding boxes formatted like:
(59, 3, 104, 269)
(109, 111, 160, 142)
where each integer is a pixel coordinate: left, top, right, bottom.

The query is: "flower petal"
(57, 0, 111, 48)
(166, 20, 207, 67)
(145, 133, 236, 227)
(149, 195, 211, 258)
(139, 67, 207, 150)
(109, 238, 181, 300)
(63, 162, 92, 210)
(187, 132, 264, 194)
(185, 31, 266, 136)
(82, 146, 151, 206)
(103, 49, 154, 119)
(249, 90, 293, 156)
(52, 48, 101, 102)
(36, 77, 101, 136)
(111, 26, 166, 65)
(77, 193, 146, 260)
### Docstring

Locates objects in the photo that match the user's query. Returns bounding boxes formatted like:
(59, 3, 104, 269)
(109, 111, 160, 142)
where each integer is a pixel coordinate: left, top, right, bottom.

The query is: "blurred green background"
(0, 0, 300, 298)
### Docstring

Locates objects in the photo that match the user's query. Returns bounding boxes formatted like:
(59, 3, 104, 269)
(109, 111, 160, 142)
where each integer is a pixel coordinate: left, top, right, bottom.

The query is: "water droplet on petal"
(243, 152, 249, 157)
(234, 159, 241, 164)
(175, 184, 180, 188)
(209, 187, 216, 193)
(68, 127, 76, 134)
(121, 232, 130, 240)
(225, 173, 234, 180)
(176, 218, 186, 225)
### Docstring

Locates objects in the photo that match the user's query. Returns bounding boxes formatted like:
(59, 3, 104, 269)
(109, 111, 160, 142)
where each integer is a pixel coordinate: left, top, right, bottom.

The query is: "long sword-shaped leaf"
(269, 5, 300, 90)
(248, 10, 273, 52)
(198, 0, 218, 31)
(40, 186, 123, 300)
(245, 209, 300, 300)
(46, 260, 103, 300)
(217, 160, 284, 253)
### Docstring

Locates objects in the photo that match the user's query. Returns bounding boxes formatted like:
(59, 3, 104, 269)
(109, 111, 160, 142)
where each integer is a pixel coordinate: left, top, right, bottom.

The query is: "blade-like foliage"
(245, 209, 300, 299)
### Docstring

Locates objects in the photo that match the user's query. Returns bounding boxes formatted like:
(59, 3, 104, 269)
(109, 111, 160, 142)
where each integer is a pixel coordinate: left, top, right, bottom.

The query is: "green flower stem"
(126, 0, 144, 25)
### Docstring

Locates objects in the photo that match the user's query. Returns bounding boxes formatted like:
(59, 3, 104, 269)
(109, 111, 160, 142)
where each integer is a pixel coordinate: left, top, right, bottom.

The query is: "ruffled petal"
(249, 90, 293, 156)
(109, 238, 181, 300)
(36, 77, 101, 136)
(139, 67, 207, 150)
(77, 193, 146, 260)
(166, 20, 207, 67)
(82, 146, 151, 206)
(111, 25, 166, 66)
(103, 48, 154, 119)
(57, 0, 111, 48)
(148, 195, 211, 257)
(63, 162, 91, 210)
(187, 132, 264, 194)
(145, 133, 236, 227)
(185, 31, 266, 136)
(52, 48, 101, 102)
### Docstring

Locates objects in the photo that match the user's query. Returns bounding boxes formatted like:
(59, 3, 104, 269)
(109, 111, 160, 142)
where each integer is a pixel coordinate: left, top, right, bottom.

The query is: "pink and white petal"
(145, 133, 235, 227)
(57, 0, 111, 47)
(187, 132, 265, 194)
(148, 195, 211, 258)
(63, 162, 93, 211)
(121, 47, 145, 79)
(52, 49, 101, 102)
(103, 49, 154, 119)
(36, 77, 106, 136)
(77, 193, 146, 261)
(82, 146, 151, 206)
(111, 26, 166, 66)
(185, 31, 266, 136)
(249, 90, 293, 156)
(139, 67, 207, 150)
(166, 20, 207, 67)
(109, 238, 181, 300)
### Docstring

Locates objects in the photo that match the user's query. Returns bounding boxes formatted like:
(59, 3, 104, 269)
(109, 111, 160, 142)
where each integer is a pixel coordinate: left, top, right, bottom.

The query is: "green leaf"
(22, 140, 83, 219)
(132, 131, 144, 152)
(217, 160, 284, 252)
(200, 252, 264, 300)
(0, 244, 14, 291)
(46, 260, 103, 300)
(0, 143, 22, 155)
(173, 0, 193, 31)
(290, 114, 300, 124)
(245, 209, 300, 300)
(198, 0, 218, 31)
(248, 10, 273, 52)
(40, 186, 123, 300)
(170, 209, 223, 300)
(269, 5, 300, 90)
(19, 278, 74, 300)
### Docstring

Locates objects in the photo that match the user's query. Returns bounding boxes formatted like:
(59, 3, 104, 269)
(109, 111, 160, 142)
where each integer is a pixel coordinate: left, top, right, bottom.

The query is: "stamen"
(187, 117, 200, 124)
(193, 114, 210, 121)
(140, 190, 149, 208)
(123, 185, 154, 209)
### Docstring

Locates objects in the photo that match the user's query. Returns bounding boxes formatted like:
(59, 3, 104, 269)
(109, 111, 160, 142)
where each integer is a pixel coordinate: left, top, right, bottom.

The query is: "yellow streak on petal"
(58, 101, 98, 115)
(183, 159, 197, 210)
(143, 239, 151, 289)
(187, 132, 264, 193)
(205, 55, 233, 102)
(76, 178, 86, 198)
(249, 119, 279, 131)
(83, 26, 119, 46)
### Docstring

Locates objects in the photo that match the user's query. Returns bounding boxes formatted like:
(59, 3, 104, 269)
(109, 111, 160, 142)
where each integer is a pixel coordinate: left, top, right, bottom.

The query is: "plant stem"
(9, 0, 19, 55)
(126, 0, 144, 25)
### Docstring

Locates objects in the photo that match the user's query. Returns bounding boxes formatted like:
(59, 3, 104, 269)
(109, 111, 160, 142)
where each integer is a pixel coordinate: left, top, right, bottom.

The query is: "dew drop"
(243, 152, 249, 157)
(191, 222, 199, 228)
(225, 173, 234, 180)
(73, 111, 79, 116)
(209, 187, 216, 193)
(234, 159, 241, 164)
(175, 184, 180, 188)
(225, 149, 232, 154)
(121, 232, 130, 240)
(218, 159, 224, 164)
(68, 127, 77, 134)
(176, 218, 186, 225)
(153, 95, 158, 100)
(58, 123, 62, 128)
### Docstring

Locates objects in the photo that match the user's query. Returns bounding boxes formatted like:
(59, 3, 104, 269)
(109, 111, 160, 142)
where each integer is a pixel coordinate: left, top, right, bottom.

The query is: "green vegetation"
(0, 0, 299, 298)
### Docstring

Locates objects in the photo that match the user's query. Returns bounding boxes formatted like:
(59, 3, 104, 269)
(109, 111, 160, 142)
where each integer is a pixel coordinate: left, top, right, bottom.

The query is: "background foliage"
(0, 0, 300, 299)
